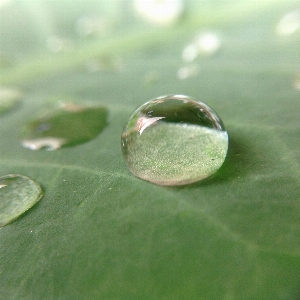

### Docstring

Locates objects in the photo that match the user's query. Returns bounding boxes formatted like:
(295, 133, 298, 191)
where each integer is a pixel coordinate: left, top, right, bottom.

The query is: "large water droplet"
(0, 174, 43, 227)
(21, 103, 108, 151)
(0, 87, 22, 114)
(121, 95, 228, 186)
(134, 0, 183, 27)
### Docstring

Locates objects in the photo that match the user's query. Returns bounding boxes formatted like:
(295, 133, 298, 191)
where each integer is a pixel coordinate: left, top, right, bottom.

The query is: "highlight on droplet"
(177, 64, 200, 80)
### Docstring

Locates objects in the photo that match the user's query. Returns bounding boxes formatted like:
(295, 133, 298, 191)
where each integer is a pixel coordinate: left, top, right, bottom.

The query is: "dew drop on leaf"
(177, 64, 200, 80)
(21, 104, 108, 151)
(121, 95, 228, 186)
(276, 10, 300, 36)
(182, 32, 221, 62)
(76, 15, 111, 38)
(0, 87, 22, 114)
(133, 0, 183, 27)
(0, 174, 43, 227)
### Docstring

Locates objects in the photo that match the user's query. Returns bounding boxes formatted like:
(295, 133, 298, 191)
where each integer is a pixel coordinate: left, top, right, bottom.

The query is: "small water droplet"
(85, 55, 123, 73)
(76, 15, 111, 37)
(121, 95, 228, 186)
(0, 174, 43, 227)
(293, 71, 300, 91)
(143, 70, 159, 86)
(0, 87, 22, 114)
(46, 35, 73, 53)
(182, 32, 221, 62)
(21, 104, 108, 151)
(177, 64, 200, 80)
(276, 10, 300, 36)
(134, 0, 183, 27)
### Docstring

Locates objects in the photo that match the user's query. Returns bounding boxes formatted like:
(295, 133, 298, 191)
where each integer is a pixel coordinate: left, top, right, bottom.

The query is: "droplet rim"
(0, 174, 43, 227)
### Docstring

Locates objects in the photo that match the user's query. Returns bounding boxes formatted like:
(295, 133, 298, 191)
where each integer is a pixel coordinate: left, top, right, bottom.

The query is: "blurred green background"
(1, 0, 300, 299)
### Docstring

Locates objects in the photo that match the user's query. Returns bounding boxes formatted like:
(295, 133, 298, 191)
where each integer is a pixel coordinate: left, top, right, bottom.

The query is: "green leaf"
(1, 1, 300, 299)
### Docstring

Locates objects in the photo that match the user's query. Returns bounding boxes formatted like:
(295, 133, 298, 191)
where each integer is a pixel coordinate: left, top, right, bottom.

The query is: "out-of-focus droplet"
(177, 64, 200, 80)
(46, 35, 73, 53)
(182, 43, 198, 62)
(21, 103, 108, 151)
(195, 33, 221, 55)
(276, 10, 300, 36)
(293, 71, 300, 90)
(121, 95, 228, 186)
(76, 16, 111, 37)
(182, 32, 221, 62)
(143, 71, 159, 86)
(0, 87, 22, 114)
(85, 55, 122, 73)
(133, 0, 183, 27)
(0, 174, 43, 227)
(0, 0, 11, 8)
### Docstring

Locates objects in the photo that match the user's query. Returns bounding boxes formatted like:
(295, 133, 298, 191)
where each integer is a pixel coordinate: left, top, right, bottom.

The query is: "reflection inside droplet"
(276, 10, 300, 36)
(21, 103, 108, 151)
(0, 174, 43, 227)
(133, 0, 183, 26)
(22, 137, 66, 151)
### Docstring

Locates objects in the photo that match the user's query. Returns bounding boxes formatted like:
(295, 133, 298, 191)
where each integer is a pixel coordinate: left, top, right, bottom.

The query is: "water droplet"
(143, 70, 159, 86)
(0, 0, 11, 8)
(46, 35, 73, 53)
(0, 174, 43, 227)
(0, 87, 22, 114)
(276, 10, 300, 36)
(76, 16, 111, 38)
(134, 0, 183, 27)
(21, 104, 108, 151)
(85, 55, 122, 73)
(182, 32, 221, 62)
(294, 71, 300, 91)
(121, 95, 228, 186)
(177, 64, 200, 80)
